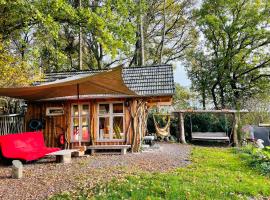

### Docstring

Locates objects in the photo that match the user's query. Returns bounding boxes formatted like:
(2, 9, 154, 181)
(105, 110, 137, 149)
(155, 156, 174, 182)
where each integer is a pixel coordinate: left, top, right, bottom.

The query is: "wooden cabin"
(0, 65, 175, 152)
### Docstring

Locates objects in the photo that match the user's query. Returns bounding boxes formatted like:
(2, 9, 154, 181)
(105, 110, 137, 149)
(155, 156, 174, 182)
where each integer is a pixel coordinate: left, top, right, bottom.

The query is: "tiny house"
(0, 65, 175, 152)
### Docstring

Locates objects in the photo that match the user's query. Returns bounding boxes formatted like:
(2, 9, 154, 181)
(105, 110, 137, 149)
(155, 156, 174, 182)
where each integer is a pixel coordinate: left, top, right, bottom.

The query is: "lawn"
(51, 147, 270, 200)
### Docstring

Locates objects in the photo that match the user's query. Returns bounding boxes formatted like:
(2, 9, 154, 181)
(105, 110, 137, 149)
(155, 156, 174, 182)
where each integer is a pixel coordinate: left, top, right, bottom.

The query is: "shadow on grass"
(189, 140, 231, 147)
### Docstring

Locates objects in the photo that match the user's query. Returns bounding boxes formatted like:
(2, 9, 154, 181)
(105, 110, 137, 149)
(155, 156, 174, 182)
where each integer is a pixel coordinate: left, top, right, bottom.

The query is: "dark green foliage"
(184, 113, 233, 133)
(147, 112, 233, 141)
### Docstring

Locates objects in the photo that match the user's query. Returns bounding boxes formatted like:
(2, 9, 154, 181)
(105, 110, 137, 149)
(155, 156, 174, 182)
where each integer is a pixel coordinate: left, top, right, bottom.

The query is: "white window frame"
(71, 103, 90, 142)
(97, 102, 125, 142)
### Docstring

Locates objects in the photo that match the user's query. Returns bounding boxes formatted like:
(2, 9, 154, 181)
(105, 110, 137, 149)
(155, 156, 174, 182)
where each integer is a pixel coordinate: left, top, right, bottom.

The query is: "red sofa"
(0, 131, 60, 161)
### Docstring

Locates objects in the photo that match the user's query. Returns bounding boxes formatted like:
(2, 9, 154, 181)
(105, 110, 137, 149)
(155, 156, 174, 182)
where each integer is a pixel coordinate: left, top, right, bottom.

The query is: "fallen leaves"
(0, 143, 191, 200)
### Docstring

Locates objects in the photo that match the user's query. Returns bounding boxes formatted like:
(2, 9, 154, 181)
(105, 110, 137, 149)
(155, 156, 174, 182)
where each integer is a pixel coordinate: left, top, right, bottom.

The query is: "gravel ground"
(0, 143, 191, 200)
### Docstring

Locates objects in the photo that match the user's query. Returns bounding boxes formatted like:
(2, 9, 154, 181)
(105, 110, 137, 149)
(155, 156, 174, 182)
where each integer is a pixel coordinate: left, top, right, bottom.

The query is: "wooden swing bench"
(192, 132, 230, 142)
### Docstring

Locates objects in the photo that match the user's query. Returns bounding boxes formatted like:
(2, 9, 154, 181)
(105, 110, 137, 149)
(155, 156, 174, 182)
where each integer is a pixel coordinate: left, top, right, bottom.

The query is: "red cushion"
(0, 131, 60, 161)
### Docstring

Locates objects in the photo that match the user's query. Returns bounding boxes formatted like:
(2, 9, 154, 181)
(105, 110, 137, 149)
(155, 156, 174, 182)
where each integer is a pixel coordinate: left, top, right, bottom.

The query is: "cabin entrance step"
(87, 145, 131, 155)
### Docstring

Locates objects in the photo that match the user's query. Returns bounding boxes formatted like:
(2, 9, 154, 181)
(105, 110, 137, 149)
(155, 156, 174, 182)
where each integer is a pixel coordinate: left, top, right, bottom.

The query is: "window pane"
(99, 104, 110, 115)
(73, 117, 79, 126)
(72, 105, 79, 116)
(113, 103, 123, 113)
(72, 118, 79, 141)
(113, 116, 124, 139)
(82, 104, 89, 115)
(99, 117, 110, 139)
(82, 117, 89, 141)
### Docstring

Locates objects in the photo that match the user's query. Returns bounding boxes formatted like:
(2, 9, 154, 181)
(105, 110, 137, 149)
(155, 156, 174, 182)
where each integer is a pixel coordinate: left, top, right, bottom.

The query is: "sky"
(174, 62, 191, 87)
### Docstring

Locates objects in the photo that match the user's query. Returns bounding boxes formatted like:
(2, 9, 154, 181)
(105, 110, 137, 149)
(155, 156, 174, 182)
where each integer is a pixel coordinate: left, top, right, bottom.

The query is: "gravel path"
(0, 143, 191, 200)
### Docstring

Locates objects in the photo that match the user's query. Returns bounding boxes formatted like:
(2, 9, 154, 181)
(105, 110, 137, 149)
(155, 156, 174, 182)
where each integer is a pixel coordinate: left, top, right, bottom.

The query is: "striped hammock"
(153, 115, 171, 137)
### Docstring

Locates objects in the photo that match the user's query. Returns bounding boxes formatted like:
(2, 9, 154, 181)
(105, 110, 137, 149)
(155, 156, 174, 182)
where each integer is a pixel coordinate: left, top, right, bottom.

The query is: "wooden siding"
(25, 101, 70, 147)
(25, 96, 172, 148)
(25, 98, 135, 147)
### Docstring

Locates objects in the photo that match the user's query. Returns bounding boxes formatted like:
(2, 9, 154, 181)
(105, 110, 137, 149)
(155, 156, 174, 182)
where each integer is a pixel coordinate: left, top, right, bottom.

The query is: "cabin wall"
(25, 96, 172, 148)
(25, 101, 70, 147)
(25, 98, 133, 148)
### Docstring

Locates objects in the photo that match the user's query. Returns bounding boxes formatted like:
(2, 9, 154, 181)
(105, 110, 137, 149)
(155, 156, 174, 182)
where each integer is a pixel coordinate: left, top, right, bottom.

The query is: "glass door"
(71, 104, 90, 142)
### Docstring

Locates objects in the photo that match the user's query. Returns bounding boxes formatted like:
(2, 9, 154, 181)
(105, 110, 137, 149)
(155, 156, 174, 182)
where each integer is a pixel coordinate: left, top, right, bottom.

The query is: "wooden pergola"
(173, 109, 249, 146)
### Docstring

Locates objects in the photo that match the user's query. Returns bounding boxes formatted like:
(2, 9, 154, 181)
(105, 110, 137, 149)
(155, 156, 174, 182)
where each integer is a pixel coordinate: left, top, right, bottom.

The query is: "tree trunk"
(230, 77, 240, 109)
(78, 0, 83, 70)
(159, 0, 166, 64)
(233, 113, 239, 147)
(138, 0, 144, 66)
(131, 100, 137, 152)
(211, 82, 219, 109)
(129, 39, 139, 67)
(130, 99, 148, 152)
(96, 44, 103, 69)
(219, 83, 225, 109)
(178, 112, 186, 144)
(202, 87, 206, 110)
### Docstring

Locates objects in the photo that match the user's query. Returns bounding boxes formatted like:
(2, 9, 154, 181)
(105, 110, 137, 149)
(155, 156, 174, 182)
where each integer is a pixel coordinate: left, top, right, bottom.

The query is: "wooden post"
(12, 160, 23, 179)
(178, 112, 186, 144)
(78, 0, 83, 70)
(233, 113, 239, 147)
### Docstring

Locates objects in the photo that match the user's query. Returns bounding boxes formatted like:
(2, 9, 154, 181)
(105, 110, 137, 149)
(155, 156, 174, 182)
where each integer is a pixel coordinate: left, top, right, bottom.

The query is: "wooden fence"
(0, 114, 25, 135)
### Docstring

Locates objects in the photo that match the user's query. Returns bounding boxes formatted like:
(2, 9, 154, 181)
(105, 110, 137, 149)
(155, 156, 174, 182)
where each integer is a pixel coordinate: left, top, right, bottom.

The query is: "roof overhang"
(0, 66, 136, 101)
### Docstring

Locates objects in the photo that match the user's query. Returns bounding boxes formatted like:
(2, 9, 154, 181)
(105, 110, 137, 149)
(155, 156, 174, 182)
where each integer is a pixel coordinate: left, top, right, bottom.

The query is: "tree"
(173, 83, 194, 110)
(186, 51, 211, 109)
(241, 92, 270, 125)
(0, 0, 137, 71)
(129, 0, 198, 66)
(1, 0, 199, 70)
(189, 0, 270, 109)
(0, 36, 40, 87)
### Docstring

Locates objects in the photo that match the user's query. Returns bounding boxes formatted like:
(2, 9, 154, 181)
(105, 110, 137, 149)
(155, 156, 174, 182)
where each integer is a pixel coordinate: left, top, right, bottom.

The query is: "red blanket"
(0, 131, 60, 161)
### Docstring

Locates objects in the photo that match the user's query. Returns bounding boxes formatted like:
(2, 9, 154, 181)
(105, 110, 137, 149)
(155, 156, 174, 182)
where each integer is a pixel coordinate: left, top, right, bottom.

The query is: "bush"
(237, 145, 270, 175)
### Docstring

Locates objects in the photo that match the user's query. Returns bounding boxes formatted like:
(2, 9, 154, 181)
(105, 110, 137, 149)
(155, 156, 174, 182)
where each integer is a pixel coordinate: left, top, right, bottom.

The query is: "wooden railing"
(0, 114, 25, 135)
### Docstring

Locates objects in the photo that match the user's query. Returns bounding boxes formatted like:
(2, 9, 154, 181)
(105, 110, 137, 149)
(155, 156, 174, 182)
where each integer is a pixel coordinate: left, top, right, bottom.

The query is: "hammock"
(153, 114, 171, 137)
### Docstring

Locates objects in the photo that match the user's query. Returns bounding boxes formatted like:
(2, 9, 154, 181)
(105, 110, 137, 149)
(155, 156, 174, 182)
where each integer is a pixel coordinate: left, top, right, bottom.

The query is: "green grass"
(51, 147, 270, 200)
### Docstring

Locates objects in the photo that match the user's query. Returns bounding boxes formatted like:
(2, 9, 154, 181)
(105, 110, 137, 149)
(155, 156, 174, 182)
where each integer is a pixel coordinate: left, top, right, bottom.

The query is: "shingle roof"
(122, 65, 175, 96)
(38, 65, 175, 96)
(37, 69, 107, 84)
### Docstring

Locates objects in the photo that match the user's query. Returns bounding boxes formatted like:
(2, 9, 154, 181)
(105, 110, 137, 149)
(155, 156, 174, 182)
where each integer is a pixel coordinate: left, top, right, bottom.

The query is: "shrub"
(237, 145, 270, 175)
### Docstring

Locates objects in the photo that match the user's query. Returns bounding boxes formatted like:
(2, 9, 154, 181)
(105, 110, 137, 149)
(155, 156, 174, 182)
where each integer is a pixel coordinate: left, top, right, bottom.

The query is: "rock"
(256, 139, 264, 149)
(12, 160, 23, 179)
(151, 143, 160, 149)
(141, 144, 150, 150)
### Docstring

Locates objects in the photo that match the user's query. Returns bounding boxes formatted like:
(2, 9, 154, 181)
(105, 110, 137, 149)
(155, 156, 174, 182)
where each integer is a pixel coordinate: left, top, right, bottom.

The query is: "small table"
(143, 136, 155, 146)
(46, 149, 79, 163)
